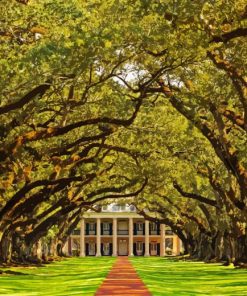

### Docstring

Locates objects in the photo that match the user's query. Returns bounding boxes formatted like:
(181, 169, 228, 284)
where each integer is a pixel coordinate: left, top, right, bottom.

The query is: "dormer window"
(120, 205, 126, 211)
(102, 206, 108, 211)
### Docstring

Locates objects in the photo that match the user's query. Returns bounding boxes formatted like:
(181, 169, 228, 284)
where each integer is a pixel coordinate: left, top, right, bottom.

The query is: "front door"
(118, 239, 128, 255)
(136, 241, 143, 256)
(150, 242, 157, 256)
(103, 243, 110, 255)
(89, 242, 96, 256)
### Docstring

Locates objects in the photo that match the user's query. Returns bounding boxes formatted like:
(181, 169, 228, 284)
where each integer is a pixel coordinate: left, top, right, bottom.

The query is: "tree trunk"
(0, 231, 13, 263)
(49, 238, 58, 257)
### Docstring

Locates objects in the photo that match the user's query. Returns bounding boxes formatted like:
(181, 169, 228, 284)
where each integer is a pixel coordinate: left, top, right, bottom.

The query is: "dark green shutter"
(134, 223, 137, 235)
(157, 243, 160, 256)
(85, 223, 89, 235)
(157, 222, 160, 235)
(133, 243, 137, 256)
(85, 243, 89, 256)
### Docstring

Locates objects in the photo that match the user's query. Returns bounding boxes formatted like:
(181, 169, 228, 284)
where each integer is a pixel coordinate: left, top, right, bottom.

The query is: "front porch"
(67, 236, 175, 257)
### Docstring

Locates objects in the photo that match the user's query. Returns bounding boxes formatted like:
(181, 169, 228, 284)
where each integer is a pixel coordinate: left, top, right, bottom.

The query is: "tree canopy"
(0, 0, 246, 265)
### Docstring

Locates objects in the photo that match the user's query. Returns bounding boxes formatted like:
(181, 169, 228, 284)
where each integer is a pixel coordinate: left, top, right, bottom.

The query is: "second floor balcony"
(117, 229, 129, 235)
(73, 221, 164, 236)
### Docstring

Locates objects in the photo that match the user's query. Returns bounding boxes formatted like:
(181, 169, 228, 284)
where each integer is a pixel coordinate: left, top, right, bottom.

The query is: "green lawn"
(1, 257, 247, 296)
(130, 257, 247, 296)
(0, 257, 115, 296)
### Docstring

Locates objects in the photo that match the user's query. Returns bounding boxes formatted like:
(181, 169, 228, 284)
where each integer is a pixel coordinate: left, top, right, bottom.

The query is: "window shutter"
(143, 243, 145, 256)
(85, 243, 89, 256)
(133, 243, 137, 256)
(134, 223, 137, 235)
(85, 223, 89, 235)
(110, 223, 113, 235)
(157, 243, 160, 256)
(109, 243, 113, 256)
(157, 222, 160, 235)
(100, 223, 103, 235)
(101, 243, 104, 255)
(143, 223, 145, 235)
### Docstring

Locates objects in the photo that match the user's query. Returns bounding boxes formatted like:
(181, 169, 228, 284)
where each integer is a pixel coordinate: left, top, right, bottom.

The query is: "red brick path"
(95, 257, 152, 296)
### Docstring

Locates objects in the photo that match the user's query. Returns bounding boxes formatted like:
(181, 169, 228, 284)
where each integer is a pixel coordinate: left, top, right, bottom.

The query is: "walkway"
(95, 257, 152, 296)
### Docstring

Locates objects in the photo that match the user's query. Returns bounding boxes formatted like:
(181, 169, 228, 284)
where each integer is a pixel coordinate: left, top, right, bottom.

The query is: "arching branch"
(173, 181, 218, 208)
(0, 82, 51, 115)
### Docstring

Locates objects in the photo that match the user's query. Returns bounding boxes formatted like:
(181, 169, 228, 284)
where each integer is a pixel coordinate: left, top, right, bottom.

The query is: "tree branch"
(0, 82, 51, 115)
(173, 181, 218, 207)
(211, 27, 247, 43)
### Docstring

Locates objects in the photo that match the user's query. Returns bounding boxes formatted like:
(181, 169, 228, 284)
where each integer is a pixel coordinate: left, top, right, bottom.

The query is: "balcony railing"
(117, 230, 129, 235)
(102, 230, 112, 235)
(150, 230, 160, 235)
(85, 230, 96, 235)
(165, 230, 173, 235)
(82, 229, 164, 236)
(72, 229, 80, 235)
(134, 230, 145, 235)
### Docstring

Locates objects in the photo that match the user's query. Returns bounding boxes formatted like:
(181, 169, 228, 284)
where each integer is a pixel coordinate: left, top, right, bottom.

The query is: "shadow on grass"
(130, 257, 247, 296)
(0, 257, 115, 296)
(0, 270, 29, 276)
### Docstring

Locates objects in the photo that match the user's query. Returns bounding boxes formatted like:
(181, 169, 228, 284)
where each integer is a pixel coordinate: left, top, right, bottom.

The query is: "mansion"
(63, 204, 181, 257)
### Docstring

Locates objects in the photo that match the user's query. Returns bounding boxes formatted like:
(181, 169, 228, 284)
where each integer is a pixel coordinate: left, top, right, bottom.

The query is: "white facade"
(64, 204, 181, 257)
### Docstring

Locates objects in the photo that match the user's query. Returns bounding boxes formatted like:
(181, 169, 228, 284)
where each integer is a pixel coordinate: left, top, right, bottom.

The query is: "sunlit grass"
(130, 257, 247, 296)
(1, 257, 247, 296)
(0, 257, 115, 296)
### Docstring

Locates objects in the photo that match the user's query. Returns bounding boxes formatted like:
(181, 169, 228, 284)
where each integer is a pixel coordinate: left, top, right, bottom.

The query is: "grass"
(1, 257, 247, 296)
(130, 257, 247, 296)
(0, 257, 115, 296)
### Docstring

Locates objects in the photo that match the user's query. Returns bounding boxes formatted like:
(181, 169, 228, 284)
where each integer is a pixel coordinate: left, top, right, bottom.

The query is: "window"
(129, 205, 136, 212)
(165, 238, 173, 255)
(112, 205, 117, 211)
(89, 242, 95, 255)
(136, 241, 143, 252)
(103, 222, 110, 231)
(103, 243, 110, 255)
(150, 242, 157, 251)
(136, 222, 143, 231)
(120, 205, 126, 211)
(150, 223, 157, 231)
(89, 223, 95, 231)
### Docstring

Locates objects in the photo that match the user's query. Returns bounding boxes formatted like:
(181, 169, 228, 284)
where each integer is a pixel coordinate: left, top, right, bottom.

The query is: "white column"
(160, 224, 165, 256)
(62, 241, 69, 255)
(80, 219, 85, 257)
(37, 240, 42, 259)
(177, 237, 180, 254)
(112, 218, 117, 256)
(144, 220, 150, 256)
(96, 218, 101, 256)
(173, 235, 179, 255)
(129, 218, 134, 256)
